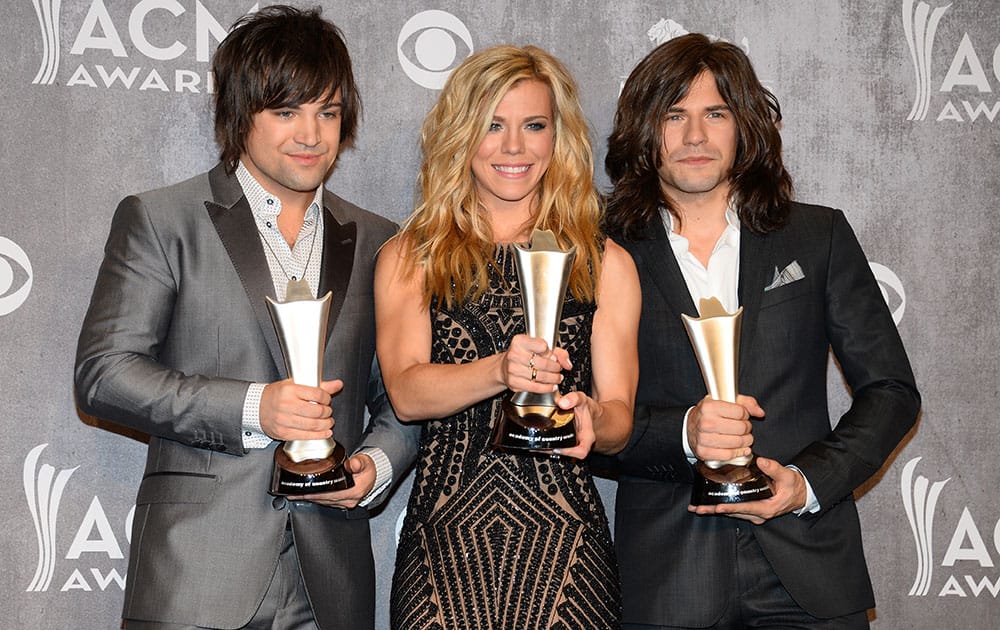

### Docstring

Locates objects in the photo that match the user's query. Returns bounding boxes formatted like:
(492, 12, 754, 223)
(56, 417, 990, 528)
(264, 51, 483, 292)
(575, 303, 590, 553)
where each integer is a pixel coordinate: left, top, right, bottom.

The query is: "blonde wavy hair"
(398, 45, 604, 308)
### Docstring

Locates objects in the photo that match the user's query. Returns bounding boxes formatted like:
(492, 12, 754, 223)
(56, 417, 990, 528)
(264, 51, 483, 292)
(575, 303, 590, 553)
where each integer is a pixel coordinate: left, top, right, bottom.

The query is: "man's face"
(241, 89, 343, 209)
(656, 71, 737, 207)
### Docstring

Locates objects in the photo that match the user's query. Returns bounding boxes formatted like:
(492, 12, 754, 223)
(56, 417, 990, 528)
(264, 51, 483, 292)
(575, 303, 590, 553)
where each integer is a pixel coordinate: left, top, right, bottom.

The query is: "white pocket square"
(764, 261, 804, 292)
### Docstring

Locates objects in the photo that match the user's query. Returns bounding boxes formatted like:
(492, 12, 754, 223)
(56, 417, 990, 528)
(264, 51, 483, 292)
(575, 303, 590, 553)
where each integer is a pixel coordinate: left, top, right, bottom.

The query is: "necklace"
(258, 214, 320, 285)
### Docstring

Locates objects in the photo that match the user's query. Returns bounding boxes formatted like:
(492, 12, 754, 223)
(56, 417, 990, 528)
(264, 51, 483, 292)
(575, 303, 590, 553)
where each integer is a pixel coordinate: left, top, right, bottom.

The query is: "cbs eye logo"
(397, 10, 473, 90)
(0, 237, 32, 316)
(870, 262, 906, 325)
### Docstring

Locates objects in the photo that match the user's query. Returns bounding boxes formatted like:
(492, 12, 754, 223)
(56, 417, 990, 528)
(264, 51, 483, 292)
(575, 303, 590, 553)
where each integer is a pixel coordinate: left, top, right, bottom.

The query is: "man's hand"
(260, 379, 342, 441)
(289, 453, 378, 509)
(548, 390, 597, 460)
(688, 394, 764, 463)
(688, 457, 808, 524)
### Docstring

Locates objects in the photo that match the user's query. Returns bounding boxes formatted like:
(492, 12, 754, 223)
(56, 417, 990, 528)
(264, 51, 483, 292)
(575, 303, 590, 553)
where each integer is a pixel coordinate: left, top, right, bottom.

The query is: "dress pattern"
(391, 245, 621, 630)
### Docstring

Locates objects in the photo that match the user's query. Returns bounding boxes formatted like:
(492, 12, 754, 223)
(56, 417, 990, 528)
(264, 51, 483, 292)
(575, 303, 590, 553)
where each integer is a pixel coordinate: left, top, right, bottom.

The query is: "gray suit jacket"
(75, 164, 419, 629)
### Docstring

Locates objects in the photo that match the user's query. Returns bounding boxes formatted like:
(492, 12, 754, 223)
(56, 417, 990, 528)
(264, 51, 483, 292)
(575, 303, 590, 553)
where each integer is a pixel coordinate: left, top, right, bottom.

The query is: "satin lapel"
(204, 167, 287, 379)
(637, 220, 699, 319)
(317, 205, 357, 343)
(736, 225, 773, 384)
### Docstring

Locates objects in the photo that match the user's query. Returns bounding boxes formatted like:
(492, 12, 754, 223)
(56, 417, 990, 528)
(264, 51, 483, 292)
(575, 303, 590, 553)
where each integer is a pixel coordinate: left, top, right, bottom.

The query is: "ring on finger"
(528, 353, 536, 369)
(530, 366, 538, 381)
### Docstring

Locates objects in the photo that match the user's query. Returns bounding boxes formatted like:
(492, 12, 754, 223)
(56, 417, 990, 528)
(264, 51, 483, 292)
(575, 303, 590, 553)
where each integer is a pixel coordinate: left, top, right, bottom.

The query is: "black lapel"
(635, 219, 699, 319)
(736, 225, 773, 383)
(204, 165, 287, 378)
(317, 200, 357, 343)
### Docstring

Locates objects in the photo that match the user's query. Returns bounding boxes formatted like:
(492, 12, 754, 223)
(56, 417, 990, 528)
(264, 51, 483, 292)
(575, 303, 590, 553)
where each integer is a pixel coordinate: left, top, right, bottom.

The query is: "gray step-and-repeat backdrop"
(2, 1, 997, 628)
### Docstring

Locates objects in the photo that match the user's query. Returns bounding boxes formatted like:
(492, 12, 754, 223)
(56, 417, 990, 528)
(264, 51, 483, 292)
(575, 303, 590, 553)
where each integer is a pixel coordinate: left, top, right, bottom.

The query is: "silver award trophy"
(265, 279, 354, 496)
(681, 297, 773, 504)
(493, 229, 578, 452)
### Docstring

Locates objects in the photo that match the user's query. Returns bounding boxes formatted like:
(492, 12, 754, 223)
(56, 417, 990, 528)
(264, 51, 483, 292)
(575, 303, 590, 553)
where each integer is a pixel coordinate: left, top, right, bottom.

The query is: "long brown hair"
(212, 5, 361, 174)
(398, 45, 603, 308)
(605, 33, 793, 239)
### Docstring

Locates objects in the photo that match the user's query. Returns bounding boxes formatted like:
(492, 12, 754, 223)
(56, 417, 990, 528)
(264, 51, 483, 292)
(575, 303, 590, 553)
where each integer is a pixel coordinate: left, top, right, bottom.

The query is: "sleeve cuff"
(682, 406, 697, 464)
(241, 383, 273, 449)
(787, 464, 821, 515)
(356, 446, 393, 507)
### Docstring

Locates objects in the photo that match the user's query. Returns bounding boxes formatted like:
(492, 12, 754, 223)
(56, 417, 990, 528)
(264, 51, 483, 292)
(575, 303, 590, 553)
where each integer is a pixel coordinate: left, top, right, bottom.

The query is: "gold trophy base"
(493, 398, 576, 452)
(269, 442, 354, 496)
(690, 456, 774, 505)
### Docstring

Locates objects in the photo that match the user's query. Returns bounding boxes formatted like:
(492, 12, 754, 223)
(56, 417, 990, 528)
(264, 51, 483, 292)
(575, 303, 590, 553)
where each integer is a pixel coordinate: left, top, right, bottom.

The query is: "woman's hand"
(500, 334, 571, 394)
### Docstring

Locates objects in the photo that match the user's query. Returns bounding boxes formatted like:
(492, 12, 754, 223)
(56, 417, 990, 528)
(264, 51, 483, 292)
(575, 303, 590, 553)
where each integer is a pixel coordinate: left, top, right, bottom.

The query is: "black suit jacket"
(75, 164, 419, 629)
(610, 202, 920, 625)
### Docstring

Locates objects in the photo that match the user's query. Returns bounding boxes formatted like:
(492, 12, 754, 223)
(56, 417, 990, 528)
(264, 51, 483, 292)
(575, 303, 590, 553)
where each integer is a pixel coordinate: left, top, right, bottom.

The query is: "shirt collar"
(235, 161, 324, 222)
(662, 203, 741, 256)
(720, 205, 741, 247)
(662, 203, 740, 235)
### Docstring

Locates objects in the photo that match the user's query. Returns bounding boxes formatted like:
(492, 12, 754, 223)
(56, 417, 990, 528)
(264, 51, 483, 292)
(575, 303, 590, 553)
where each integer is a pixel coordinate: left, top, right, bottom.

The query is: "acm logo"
(902, 0, 1000, 122)
(30, 0, 258, 92)
(902, 457, 1000, 598)
(23, 444, 134, 593)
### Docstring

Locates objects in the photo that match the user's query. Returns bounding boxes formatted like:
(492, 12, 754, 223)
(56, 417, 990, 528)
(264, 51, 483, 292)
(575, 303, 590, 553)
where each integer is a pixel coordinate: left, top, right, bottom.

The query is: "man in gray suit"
(75, 6, 417, 629)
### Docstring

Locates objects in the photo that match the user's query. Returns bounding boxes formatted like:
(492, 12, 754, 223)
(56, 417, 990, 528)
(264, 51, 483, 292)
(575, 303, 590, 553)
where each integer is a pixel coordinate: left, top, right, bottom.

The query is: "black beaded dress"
(390, 245, 621, 630)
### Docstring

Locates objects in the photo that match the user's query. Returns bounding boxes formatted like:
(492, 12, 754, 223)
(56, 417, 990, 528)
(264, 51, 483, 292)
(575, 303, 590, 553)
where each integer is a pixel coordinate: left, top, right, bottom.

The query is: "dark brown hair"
(605, 33, 793, 239)
(212, 5, 361, 173)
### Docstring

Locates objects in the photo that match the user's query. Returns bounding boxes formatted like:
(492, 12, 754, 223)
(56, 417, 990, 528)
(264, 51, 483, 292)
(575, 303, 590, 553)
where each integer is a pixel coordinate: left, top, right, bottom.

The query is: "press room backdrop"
(2, 1, 997, 628)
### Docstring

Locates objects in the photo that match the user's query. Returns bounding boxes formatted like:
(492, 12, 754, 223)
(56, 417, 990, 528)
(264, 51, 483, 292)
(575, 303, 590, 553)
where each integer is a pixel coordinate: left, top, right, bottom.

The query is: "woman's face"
(471, 79, 555, 219)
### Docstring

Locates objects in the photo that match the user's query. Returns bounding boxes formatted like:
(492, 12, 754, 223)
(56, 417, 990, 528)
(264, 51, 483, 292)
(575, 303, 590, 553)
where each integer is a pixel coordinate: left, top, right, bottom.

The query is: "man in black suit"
(75, 7, 417, 629)
(603, 33, 920, 629)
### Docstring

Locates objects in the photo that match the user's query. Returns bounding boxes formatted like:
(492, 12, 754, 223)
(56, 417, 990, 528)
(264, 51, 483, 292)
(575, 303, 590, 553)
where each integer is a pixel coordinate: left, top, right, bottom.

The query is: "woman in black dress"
(375, 45, 640, 629)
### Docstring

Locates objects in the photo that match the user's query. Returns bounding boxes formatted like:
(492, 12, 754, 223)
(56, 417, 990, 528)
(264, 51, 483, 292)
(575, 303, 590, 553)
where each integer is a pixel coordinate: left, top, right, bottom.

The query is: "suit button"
(272, 496, 287, 510)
